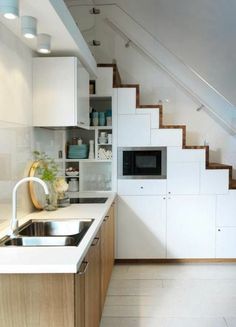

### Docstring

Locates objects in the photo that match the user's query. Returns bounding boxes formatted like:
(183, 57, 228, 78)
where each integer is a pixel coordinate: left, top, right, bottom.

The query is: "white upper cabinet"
(33, 57, 89, 127)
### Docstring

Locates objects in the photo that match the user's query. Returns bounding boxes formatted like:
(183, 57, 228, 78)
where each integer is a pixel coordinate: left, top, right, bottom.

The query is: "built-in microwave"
(118, 147, 167, 179)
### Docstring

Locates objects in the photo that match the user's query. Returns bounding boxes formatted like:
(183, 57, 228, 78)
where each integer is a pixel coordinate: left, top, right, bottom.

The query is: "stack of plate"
(68, 145, 88, 159)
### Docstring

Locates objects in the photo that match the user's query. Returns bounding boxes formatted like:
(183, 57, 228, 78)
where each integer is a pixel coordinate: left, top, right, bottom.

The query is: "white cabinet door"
(167, 162, 200, 194)
(95, 67, 113, 96)
(216, 227, 236, 258)
(117, 195, 166, 258)
(33, 57, 89, 127)
(118, 179, 166, 195)
(167, 195, 216, 258)
(216, 191, 236, 227)
(77, 62, 89, 127)
(118, 114, 151, 146)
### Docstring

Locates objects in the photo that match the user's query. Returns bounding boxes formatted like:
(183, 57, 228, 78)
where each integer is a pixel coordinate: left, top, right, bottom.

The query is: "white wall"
(0, 22, 34, 222)
(69, 5, 236, 177)
(82, 0, 236, 107)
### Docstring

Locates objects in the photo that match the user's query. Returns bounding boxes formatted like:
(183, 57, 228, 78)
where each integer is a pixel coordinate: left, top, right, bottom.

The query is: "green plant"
(33, 151, 59, 183)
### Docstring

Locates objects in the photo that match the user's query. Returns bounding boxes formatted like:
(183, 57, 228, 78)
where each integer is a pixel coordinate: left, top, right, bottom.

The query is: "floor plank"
(100, 264, 236, 326)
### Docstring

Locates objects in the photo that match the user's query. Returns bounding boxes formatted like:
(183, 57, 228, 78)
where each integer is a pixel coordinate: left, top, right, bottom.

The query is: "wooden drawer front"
(118, 179, 166, 195)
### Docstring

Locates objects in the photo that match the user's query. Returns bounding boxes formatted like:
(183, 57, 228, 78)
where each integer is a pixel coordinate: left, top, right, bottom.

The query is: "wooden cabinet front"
(85, 233, 101, 327)
(101, 205, 115, 310)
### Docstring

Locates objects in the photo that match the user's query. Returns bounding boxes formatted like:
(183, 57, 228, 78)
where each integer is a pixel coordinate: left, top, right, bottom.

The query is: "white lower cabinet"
(216, 227, 236, 258)
(117, 195, 166, 258)
(167, 195, 216, 258)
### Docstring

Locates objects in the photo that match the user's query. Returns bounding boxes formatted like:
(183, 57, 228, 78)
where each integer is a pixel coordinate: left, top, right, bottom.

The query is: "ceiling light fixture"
(21, 16, 37, 39)
(37, 34, 51, 54)
(0, 0, 19, 20)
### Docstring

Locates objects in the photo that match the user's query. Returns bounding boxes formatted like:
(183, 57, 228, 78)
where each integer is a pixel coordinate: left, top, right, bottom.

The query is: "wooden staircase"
(98, 63, 236, 190)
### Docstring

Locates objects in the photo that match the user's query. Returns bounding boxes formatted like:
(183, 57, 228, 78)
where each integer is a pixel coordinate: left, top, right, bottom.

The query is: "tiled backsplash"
(0, 22, 34, 222)
(0, 121, 34, 221)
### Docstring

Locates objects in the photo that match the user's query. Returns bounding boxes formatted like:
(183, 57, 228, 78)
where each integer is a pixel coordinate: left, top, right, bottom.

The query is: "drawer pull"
(78, 261, 89, 275)
(92, 237, 100, 246)
(103, 215, 109, 222)
(140, 186, 144, 189)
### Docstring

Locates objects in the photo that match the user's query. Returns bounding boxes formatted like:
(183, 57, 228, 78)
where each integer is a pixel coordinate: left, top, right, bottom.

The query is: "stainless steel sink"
(18, 219, 93, 236)
(0, 218, 94, 247)
(3, 236, 76, 247)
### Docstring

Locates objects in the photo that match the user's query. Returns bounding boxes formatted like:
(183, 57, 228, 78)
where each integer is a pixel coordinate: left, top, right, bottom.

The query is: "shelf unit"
(33, 96, 114, 192)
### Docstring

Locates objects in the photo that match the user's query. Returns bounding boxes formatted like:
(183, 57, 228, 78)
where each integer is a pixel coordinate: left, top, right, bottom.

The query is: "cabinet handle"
(140, 186, 144, 189)
(218, 229, 221, 232)
(91, 237, 100, 246)
(163, 197, 166, 200)
(78, 261, 89, 275)
(103, 215, 109, 222)
(79, 121, 85, 125)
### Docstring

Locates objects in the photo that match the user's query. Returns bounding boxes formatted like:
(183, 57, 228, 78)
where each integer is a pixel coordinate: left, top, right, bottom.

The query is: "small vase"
(44, 182, 58, 211)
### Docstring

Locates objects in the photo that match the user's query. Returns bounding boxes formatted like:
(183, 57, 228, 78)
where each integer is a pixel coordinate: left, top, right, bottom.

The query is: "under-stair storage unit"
(117, 195, 167, 259)
(166, 195, 216, 258)
(33, 57, 89, 127)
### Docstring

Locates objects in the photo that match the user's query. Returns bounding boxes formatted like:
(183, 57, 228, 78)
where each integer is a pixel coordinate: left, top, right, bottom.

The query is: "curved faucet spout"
(10, 177, 49, 236)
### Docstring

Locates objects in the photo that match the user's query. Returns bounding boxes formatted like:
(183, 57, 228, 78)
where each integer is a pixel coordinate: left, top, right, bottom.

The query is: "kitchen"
(0, 1, 236, 327)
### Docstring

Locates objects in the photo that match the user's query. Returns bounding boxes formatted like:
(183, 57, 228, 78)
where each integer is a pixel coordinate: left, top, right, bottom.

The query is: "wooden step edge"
(207, 162, 233, 170)
(137, 104, 163, 109)
(229, 179, 236, 189)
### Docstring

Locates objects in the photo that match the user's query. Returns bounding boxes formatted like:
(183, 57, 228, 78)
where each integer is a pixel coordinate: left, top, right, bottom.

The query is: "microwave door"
(134, 151, 161, 175)
(123, 151, 135, 176)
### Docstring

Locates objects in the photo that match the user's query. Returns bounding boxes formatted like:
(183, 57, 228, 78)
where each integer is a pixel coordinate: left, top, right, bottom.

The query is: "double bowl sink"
(0, 219, 94, 247)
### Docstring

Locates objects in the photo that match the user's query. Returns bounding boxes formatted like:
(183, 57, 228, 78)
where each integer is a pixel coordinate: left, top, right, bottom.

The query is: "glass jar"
(44, 181, 58, 211)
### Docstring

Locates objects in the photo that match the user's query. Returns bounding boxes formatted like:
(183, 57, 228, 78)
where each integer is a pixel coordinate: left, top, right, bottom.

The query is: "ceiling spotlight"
(21, 16, 37, 39)
(37, 34, 51, 54)
(0, 0, 19, 19)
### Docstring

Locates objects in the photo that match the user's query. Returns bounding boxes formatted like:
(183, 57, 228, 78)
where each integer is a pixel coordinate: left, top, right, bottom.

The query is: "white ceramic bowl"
(65, 171, 79, 177)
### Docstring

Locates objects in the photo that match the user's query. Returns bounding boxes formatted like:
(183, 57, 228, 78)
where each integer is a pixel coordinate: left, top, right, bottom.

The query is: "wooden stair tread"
(230, 179, 236, 189)
(207, 162, 232, 169)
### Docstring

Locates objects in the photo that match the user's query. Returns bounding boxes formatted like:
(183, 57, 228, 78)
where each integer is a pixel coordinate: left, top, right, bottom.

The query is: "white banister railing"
(66, 2, 236, 134)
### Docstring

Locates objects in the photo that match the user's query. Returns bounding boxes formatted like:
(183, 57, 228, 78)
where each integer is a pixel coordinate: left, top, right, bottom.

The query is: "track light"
(89, 8, 100, 15)
(37, 34, 51, 54)
(0, 0, 19, 20)
(21, 16, 37, 39)
(89, 40, 101, 46)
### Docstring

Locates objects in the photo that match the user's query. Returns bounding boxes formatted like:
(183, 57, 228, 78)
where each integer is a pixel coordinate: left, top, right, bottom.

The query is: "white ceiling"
(66, 0, 236, 106)
(0, 0, 97, 76)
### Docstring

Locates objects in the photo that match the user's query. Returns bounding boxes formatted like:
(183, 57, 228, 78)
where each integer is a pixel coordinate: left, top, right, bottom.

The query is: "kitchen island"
(0, 192, 116, 327)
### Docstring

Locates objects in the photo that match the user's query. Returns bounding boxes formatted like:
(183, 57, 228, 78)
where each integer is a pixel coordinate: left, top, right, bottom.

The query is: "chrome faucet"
(9, 177, 49, 236)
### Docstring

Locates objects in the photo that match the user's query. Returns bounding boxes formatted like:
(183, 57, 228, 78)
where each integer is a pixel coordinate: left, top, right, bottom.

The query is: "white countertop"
(0, 192, 116, 274)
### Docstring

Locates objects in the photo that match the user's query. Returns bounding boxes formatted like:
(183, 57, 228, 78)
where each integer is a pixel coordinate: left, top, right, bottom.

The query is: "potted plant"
(33, 151, 68, 210)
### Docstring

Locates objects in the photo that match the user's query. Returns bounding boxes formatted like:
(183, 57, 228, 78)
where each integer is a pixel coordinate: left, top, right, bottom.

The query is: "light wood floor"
(100, 263, 236, 327)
